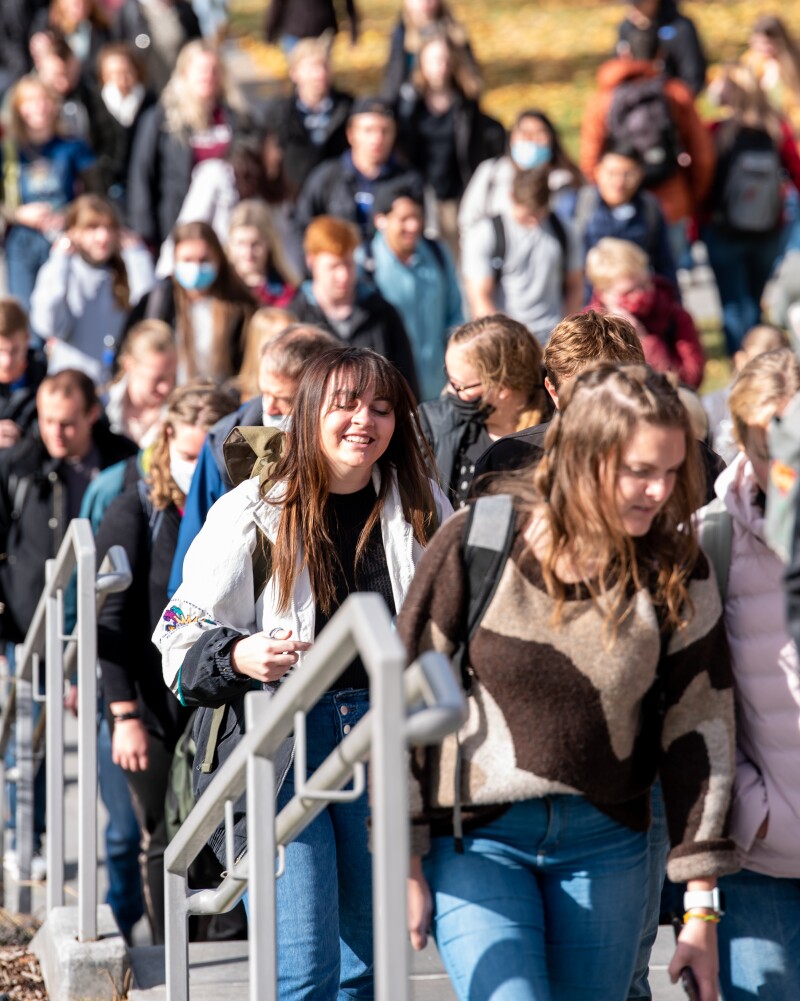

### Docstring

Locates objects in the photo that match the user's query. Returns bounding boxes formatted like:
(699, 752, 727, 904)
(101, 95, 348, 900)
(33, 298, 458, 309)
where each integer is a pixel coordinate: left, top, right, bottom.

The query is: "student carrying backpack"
(715, 126, 783, 236)
(606, 75, 682, 187)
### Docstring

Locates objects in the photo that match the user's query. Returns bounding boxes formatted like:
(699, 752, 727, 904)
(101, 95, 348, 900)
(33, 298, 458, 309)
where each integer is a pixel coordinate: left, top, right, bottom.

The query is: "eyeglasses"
(445, 372, 483, 397)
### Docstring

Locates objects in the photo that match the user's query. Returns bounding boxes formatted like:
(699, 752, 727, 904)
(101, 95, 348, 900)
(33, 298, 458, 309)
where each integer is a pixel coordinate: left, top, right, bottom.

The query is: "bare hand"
(669, 918, 719, 1001)
(15, 202, 54, 231)
(112, 717, 150, 772)
(0, 420, 20, 448)
(64, 684, 79, 717)
(408, 857, 433, 951)
(230, 628, 312, 683)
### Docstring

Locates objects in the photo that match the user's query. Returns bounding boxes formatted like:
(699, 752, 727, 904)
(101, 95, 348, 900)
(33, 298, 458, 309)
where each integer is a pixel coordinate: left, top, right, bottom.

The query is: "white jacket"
(155, 466, 452, 694)
(698, 452, 800, 878)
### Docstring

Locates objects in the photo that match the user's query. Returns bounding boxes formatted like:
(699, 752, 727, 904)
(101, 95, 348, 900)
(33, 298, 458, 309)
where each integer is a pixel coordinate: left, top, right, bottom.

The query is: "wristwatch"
(683, 888, 725, 915)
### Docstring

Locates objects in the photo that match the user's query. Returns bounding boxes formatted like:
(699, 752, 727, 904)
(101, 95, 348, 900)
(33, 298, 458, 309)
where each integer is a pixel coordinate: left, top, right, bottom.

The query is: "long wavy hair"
(449, 315, 550, 430)
(504, 364, 704, 641)
(715, 62, 783, 143)
(269, 346, 439, 615)
(751, 14, 800, 105)
(227, 198, 302, 287)
(161, 39, 243, 138)
(64, 195, 129, 311)
(148, 382, 237, 511)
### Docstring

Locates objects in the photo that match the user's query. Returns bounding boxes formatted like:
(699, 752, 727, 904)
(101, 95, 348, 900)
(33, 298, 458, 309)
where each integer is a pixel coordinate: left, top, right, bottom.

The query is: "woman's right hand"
(230, 629, 312, 683)
(408, 856, 433, 951)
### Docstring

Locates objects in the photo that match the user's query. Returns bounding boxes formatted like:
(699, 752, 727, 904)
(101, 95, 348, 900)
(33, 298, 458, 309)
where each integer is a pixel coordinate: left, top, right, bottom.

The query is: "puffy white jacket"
(698, 452, 800, 877)
(155, 466, 452, 694)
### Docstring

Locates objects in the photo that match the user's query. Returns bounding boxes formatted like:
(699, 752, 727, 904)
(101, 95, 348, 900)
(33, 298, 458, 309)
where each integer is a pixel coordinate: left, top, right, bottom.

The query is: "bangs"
(79, 209, 118, 230)
(325, 355, 403, 410)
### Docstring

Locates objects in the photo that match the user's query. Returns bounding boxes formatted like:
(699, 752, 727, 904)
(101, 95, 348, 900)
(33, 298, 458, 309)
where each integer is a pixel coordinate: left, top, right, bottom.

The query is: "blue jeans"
(718, 868, 800, 1001)
(628, 783, 670, 1001)
(701, 225, 781, 355)
(5, 644, 46, 851)
(275, 689, 373, 1001)
(5, 225, 51, 315)
(97, 715, 144, 940)
(424, 795, 649, 1001)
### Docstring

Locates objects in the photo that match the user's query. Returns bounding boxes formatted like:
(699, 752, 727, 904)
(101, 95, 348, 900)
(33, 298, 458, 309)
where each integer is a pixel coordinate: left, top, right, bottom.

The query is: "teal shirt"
(366, 234, 464, 402)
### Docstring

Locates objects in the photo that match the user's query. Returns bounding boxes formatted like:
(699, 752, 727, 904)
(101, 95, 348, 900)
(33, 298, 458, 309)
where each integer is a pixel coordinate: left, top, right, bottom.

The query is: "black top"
(315, 482, 396, 691)
(416, 104, 460, 200)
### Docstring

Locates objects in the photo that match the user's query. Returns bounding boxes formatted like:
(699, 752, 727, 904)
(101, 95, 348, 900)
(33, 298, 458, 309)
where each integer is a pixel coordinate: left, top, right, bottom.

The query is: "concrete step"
(127, 939, 457, 1000)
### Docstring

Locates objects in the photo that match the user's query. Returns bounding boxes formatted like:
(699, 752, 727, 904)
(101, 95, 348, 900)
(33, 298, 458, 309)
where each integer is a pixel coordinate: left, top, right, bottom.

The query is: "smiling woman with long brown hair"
(156, 344, 451, 1000)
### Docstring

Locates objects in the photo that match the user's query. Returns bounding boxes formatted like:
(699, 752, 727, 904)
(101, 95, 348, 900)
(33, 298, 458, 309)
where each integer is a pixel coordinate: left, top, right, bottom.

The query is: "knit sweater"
(397, 506, 739, 884)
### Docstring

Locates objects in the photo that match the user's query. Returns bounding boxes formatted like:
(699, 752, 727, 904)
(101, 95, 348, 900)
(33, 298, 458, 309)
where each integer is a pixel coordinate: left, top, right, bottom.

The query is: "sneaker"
(3, 849, 47, 881)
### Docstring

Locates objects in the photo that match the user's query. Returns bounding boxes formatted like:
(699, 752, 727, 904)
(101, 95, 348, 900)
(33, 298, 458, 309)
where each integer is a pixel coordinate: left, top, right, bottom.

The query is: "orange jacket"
(580, 58, 716, 224)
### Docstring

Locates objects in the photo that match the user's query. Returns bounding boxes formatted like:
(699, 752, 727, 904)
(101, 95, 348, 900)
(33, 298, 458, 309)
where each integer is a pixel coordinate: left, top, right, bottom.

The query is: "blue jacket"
(168, 396, 263, 596)
(365, 233, 464, 402)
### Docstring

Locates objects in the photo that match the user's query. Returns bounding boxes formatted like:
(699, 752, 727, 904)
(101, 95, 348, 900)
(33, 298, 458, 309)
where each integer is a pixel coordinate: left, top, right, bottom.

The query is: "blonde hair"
(715, 61, 783, 142)
(729, 348, 800, 445)
(508, 364, 703, 640)
(227, 198, 302, 286)
(161, 40, 242, 138)
(741, 324, 789, 356)
(543, 311, 645, 390)
(449, 315, 549, 430)
(4, 75, 60, 146)
(114, 320, 176, 384)
(148, 382, 237, 510)
(586, 238, 650, 293)
(287, 33, 333, 72)
(235, 307, 297, 400)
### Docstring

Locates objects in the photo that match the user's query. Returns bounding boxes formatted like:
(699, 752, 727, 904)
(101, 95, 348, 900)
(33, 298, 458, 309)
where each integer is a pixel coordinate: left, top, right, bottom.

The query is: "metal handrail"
(0, 520, 131, 934)
(164, 594, 466, 1001)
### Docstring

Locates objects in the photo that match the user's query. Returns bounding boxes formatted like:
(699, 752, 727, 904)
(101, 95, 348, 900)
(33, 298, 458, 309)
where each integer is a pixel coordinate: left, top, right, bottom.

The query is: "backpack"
(698, 497, 733, 602)
(606, 76, 681, 187)
(490, 212, 569, 291)
(450, 493, 517, 850)
(717, 127, 783, 235)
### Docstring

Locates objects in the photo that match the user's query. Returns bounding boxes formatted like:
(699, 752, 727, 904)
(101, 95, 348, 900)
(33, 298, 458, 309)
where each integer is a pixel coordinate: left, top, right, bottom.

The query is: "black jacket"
(473, 420, 725, 503)
(0, 423, 137, 642)
(263, 87, 353, 192)
(418, 395, 492, 507)
(380, 18, 481, 106)
(617, 0, 707, 96)
(96, 484, 190, 746)
(0, 348, 47, 438)
(290, 283, 420, 399)
(396, 91, 506, 198)
(264, 0, 358, 44)
(0, 0, 45, 90)
(113, 0, 201, 93)
(127, 102, 250, 249)
(86, 84, 158, 204)
(294, 152, 423, 243)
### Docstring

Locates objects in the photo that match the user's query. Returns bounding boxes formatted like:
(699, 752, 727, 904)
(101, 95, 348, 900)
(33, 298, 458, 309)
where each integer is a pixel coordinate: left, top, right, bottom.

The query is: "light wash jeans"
(718, 868, 800, 1001)
(272, 689, 373, 1001)
(423, 795, 649, 1001)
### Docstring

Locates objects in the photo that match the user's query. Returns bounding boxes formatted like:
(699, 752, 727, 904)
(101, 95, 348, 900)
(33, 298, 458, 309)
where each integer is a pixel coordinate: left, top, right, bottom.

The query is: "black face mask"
(448, 393, 493, 423)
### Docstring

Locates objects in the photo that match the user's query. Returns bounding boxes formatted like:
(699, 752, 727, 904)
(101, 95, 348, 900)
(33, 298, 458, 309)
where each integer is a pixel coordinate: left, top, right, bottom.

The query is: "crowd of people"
(0, 1, 800, 1000)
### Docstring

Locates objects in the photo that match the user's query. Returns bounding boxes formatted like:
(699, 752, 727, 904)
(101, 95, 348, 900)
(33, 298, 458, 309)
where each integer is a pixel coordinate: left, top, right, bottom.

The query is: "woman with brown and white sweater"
(398, 363, 738, 1001)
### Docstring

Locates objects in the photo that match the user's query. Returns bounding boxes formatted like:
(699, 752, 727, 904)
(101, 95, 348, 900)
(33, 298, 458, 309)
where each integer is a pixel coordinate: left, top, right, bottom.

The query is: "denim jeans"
(275, 689, 373, 1001)
(5, 643, 46, 851)
(627, 782, 670, 1001)
(5, 226, 52, 315)
(718, 868, 800, 1001)
(97, 716, 144, 941)
(701, 225, 781, 355)
(423, 795, 648, 1001)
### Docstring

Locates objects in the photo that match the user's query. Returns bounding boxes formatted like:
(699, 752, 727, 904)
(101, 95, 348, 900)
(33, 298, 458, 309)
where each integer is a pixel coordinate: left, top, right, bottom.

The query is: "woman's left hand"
(668, 918, 719, 1001)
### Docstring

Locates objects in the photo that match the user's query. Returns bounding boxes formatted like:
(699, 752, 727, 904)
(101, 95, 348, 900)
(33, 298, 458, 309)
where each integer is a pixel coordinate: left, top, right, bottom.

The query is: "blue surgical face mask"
(173, 261, 218, 292)
(511, 140, 552, 170)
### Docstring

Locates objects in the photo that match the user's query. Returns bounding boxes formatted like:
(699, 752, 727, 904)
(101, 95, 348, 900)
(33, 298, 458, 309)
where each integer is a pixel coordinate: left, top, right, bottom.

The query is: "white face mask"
(169, 445, 197, 497)
(261, 409, 292, 431)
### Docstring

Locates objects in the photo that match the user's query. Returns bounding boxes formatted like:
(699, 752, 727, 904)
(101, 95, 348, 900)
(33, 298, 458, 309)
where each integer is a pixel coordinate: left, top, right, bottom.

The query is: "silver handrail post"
(244, 692, 278, 1001)
(15, 644, 33, 915)
(45, 559, 65, 911)
(165, 867, 190, 1001)
(358, 600, 410, 1001)
(75, 521, 98, 942)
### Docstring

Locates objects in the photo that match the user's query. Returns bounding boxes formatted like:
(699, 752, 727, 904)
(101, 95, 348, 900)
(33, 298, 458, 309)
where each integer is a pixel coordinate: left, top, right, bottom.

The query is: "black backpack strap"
(490, 215, 506, 286)
(547, 211, 569, 296)
(9, 472, 31, 523)
(423, 235, 447, 277)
